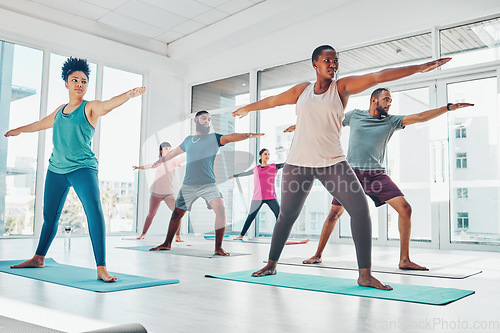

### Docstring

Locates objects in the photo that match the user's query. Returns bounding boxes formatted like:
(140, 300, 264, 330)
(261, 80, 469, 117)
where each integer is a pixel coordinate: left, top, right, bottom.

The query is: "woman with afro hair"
(5, 57, 145, 282)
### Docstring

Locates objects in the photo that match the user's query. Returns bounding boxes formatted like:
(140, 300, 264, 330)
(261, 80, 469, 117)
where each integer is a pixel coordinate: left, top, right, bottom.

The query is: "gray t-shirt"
(343, 109, 405, 170)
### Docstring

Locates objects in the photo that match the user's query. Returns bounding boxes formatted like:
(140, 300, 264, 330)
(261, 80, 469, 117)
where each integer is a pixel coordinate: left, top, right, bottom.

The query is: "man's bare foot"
(303, 255, 322, 264)
(252, 261, 277, 277)
(137, 234, 146, 240)
(10, 255, 44, 269)
(233, 235, 243, 240)
(150, 243, 171, 251)
(175, 236, 184, 243)
(214, 248, 230, 256)
(399, 259, 428, 270)
(97, 266, 117, 283)
(357, 268, 392, 290)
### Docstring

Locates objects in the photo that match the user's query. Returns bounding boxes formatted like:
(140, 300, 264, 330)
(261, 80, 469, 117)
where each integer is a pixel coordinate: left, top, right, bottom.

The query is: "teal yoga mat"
(203, 235, 229, 240)
(0, 258, 179, 292)
(205, 270, 474, 305)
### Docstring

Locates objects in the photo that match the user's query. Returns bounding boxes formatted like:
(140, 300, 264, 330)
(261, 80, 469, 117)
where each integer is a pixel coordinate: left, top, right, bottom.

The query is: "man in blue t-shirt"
(288, 88, 472, 269)
(150, 110, 263, 256)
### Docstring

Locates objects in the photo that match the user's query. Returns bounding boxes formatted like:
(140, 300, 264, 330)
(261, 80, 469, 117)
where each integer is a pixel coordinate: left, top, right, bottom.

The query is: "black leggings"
(268, 162, 372, 269)
(239, 199, 280, 236)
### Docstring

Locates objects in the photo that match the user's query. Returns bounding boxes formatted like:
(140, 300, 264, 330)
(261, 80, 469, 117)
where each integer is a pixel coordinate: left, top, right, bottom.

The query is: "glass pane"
(338, 33, 432, 76)
(99, 66, 143, 233)
(191, 74, 249, 112)
(45, 54, 97, 236)
(385, 87, 432, 241)
(440, 17, 500, 68)
(447, 77, 500, 244)
(1, 42, 43, 236)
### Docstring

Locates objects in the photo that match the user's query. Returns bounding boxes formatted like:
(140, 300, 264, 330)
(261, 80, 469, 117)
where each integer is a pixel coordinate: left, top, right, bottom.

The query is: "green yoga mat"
(0, 258, 179, 292)
(117, 246, 250, 258)
(205, 270, 474, 305)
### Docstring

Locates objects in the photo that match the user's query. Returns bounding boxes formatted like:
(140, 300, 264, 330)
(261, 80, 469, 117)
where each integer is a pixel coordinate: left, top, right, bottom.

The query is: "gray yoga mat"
(117, 246, 250, 258)
(276, 257, 482, 279)
(0, 315, 64, 333)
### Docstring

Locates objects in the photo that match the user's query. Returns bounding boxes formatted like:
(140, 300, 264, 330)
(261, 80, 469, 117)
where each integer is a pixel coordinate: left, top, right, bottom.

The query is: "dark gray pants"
(268, 162, 372, 269)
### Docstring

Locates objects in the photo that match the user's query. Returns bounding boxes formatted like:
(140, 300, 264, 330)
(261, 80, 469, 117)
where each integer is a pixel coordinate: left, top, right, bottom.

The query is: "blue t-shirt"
(179, 133, 224, 185)
(343, 109, 405, 170)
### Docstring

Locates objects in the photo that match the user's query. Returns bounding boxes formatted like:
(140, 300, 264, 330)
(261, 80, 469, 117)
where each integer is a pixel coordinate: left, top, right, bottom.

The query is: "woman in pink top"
(229, 148, 284, 240)
(134, 142, 185, 241)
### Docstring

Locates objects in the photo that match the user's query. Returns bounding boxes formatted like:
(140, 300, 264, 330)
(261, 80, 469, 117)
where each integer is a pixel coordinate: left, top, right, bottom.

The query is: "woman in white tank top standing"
(233, 45, 450, 290)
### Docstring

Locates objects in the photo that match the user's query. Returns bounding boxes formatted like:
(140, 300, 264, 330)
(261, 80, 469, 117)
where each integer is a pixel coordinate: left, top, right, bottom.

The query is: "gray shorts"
(175, 183, 223, 211)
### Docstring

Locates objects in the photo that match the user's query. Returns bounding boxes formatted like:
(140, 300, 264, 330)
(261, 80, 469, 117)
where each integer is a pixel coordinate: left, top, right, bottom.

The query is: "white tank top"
(286, 80, 346, 167)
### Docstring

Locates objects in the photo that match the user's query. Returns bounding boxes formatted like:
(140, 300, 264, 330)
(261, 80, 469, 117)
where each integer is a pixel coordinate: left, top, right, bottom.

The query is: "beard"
(376, 103, 388, 118)
(196, 122, 210, 135)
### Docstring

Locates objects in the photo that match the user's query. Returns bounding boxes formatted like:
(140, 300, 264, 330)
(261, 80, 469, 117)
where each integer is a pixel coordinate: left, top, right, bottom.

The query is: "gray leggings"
(269, 161, 372, 269)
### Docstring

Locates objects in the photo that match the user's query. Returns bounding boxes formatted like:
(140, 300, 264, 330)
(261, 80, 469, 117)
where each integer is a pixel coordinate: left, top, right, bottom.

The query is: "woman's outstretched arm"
(4, 105, 63, 137)
(87, 87, 146, 118)
(232, 82, 310, 119)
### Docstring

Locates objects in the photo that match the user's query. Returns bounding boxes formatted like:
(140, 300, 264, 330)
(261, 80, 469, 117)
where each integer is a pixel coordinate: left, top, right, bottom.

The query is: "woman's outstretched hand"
(232, 107, 249, 119)
(127, 87, 146, 98)
(4, 129, 21, 137)
(420, 58, 451, 73)
(448, 102, 474, 111)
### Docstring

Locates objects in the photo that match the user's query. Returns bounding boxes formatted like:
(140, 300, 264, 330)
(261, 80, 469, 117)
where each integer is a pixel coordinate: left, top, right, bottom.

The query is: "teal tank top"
(48, 101, 98, 174)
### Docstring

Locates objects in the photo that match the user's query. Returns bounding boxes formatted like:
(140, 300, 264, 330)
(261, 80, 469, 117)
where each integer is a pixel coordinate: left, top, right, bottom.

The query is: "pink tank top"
(252, 163, 279, 200)
(286, 80, 346, 167)
(151, 159, 179, 195)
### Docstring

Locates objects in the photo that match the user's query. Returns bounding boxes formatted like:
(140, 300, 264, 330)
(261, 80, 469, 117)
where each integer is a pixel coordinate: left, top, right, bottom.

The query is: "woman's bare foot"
(214, 248, 230, 256)
(399, 259, 428, 270)
(175, 235, 184, 243)
(252, 261, 277, 277)
(137, 233, 146, 240)
(97, 266, 117, 283)
(233, 235, 243, 240)
(150, 243, 171, 251)
(10, 255, 44, 269)
(303, 255, 322, 264)
(357, 268, 392, 290)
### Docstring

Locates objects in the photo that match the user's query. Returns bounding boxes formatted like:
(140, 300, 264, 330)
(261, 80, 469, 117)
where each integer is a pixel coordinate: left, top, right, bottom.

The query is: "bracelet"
(446, 103, 453, 111)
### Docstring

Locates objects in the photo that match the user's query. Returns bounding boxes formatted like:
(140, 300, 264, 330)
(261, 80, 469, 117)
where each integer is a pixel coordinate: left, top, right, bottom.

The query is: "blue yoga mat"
(0, 258, 179, 292)
(203, 235, 229, 240)
(205, 270, 474, 305)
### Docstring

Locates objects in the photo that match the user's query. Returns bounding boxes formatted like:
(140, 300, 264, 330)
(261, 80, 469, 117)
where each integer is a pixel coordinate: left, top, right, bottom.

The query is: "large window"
(189, 74, 251, 235)
(1, 42, 43, 236)
(447, 77, 500, 244)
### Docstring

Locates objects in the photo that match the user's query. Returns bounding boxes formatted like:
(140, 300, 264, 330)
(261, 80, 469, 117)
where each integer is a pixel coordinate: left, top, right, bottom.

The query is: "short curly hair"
(61, 57, 90, 81)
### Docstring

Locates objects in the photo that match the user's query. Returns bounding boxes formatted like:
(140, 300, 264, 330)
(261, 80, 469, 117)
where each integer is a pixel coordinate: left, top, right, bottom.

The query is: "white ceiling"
(28, 0, 264, 43)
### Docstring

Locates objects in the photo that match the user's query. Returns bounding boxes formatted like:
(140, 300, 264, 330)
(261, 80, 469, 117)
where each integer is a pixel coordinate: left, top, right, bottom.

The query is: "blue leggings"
(36, 168, 106, 267)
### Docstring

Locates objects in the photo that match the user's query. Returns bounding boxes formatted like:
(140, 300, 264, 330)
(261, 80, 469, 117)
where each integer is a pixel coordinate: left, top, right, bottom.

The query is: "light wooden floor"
(0, 235, 499, 333)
